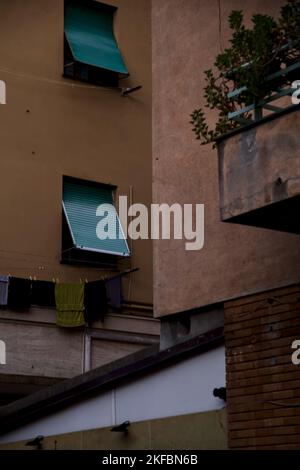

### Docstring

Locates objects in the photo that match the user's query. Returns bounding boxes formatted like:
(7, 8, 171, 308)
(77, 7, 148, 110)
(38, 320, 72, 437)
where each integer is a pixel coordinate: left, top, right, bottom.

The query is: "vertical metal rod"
(254, 100, 263, 121)
(127, 185, 134, 301)
(83, 329, 91, 372)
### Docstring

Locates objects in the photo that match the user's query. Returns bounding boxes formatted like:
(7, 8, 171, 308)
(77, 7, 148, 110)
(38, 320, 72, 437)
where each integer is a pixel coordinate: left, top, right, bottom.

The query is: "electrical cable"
(0, 65, 122, 93)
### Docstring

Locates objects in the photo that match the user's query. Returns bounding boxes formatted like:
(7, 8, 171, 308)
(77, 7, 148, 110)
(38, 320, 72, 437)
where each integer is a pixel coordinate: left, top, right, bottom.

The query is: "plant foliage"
(190, 0, 300, 146)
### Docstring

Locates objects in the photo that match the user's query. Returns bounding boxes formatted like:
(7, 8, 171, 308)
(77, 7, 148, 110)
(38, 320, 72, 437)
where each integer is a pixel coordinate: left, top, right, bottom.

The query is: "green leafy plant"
(190, 0, 300, 146)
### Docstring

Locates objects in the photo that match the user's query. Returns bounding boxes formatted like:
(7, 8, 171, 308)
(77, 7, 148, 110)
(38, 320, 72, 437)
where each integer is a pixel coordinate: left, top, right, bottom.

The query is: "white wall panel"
(0, 345, 225, 444)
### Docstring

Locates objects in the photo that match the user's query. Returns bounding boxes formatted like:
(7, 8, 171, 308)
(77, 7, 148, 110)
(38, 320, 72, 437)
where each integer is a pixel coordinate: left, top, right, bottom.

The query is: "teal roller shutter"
(63, 179, 130, 257)
(64, 1, 128, 75)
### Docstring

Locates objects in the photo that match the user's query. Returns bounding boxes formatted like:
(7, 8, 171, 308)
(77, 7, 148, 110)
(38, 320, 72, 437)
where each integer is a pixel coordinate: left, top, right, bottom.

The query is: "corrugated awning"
(64, 1, 128, 76)
(63, 179, 130, 257)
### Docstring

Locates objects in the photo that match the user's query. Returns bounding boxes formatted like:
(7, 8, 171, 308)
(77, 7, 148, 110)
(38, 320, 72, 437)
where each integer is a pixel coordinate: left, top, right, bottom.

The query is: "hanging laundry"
(32, 280, 55, 307)
(84, 280, 108, 325)
(105, 275, 122, 310)
(0, 275, 9, 307)
(55, 283, 85, 327)
(7, 277, 32, 310)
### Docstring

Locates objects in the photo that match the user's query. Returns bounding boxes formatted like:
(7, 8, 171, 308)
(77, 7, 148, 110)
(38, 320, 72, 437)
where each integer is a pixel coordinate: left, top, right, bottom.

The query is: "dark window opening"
(64, 36, 119, 88)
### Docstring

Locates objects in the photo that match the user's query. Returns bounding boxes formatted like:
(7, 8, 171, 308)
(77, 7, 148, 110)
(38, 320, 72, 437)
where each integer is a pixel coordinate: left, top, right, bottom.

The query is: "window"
(61, 176, 130, 266)
(64, 0, 129, 87)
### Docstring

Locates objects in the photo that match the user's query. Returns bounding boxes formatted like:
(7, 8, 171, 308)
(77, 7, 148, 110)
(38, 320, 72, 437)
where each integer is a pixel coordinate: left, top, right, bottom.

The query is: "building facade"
(0, 0, 158, 404)
(152, 0, 300, 450)
(0, 0, 300, 451)
(152, 0, 300, 318)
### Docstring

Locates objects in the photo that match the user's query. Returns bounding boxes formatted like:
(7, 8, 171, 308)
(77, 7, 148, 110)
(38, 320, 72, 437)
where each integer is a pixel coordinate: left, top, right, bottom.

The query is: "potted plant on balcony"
(190, 0, 300, 147)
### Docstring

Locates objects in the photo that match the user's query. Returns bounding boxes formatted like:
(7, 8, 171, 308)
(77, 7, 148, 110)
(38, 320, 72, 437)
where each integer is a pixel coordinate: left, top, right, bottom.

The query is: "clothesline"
(0, 268, 139, 284)
(0, 276, 116, 327)
(0, 268, 139, 328)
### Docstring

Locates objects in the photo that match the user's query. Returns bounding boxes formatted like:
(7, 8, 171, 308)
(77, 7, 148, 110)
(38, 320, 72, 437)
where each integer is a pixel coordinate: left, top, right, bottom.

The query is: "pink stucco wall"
(152, 0, 300, 317)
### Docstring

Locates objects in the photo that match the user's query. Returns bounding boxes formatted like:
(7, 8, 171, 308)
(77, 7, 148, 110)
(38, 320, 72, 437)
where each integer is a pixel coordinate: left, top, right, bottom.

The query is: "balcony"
(218, 62, 300, 234)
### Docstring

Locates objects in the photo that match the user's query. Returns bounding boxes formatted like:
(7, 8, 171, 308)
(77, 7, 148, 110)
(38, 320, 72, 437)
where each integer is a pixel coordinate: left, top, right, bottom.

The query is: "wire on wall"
(0, 66, 123, 93)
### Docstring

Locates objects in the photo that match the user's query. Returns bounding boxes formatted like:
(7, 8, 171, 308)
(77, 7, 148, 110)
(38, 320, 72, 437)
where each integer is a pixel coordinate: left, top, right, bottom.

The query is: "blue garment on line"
(0, 276, 9, 306)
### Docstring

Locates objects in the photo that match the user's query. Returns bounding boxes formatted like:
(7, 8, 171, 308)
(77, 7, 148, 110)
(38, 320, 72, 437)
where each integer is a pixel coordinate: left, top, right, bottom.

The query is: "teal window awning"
(64, 0, 128, 76)
(63, 178, 130, 257)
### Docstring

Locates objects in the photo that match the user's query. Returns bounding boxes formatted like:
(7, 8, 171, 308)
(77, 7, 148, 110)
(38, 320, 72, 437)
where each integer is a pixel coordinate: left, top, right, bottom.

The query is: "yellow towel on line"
(55, 283, 85, 328)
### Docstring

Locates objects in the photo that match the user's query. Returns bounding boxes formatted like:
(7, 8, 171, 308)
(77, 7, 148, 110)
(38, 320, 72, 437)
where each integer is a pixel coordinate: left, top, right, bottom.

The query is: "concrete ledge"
(218, 107, 300, 233)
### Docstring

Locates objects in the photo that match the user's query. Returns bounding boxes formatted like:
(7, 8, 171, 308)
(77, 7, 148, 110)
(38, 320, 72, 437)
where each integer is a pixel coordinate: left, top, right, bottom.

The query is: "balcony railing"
(227, 60, 300, 125)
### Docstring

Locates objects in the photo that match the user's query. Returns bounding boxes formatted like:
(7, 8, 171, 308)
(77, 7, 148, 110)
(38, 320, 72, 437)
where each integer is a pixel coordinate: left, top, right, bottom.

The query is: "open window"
(61, 176, 130, 267)
(64, 0, 129, 87)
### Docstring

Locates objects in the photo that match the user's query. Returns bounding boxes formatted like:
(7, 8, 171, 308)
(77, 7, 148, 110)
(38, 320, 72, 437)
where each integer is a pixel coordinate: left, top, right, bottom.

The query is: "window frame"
(63, 0, 128, 88)
(61, 176, 131, 268)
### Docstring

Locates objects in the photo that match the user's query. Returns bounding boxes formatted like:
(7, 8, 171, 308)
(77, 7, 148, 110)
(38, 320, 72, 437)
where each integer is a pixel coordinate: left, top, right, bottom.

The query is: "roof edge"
(0, 328, 224, 435)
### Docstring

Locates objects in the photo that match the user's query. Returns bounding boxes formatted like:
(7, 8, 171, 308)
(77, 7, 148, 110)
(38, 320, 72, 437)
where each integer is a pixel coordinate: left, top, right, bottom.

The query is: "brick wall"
(225, 284, 300, 449)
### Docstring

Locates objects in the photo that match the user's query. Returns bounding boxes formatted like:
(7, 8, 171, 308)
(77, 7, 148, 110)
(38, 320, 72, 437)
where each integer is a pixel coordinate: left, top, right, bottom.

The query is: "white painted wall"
(0, 345, 225, 444)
